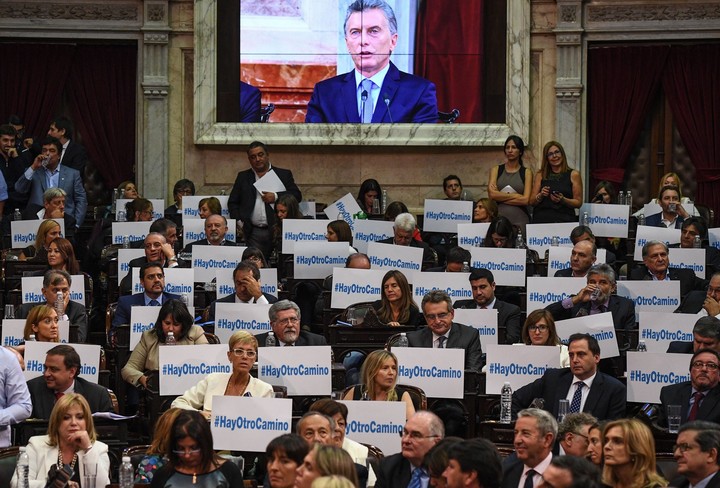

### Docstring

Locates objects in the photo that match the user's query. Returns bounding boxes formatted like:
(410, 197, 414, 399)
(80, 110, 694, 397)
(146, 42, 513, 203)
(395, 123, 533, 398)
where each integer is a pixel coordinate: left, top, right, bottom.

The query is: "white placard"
(214, 303, 272, 341)
(131, 268, 195, 309)
(215, 268, 278, 300)
(525, 223, 576, 254)
(626, 352, 691, 403)
(394, 348, 465, 399)
(633, 226, 681, 261)
(129, 307, 160, 351)
(457, 223, 491, 249)
(340, 400, 405, 456)
(330, 268, 385, 309)
(181, 196, 230, 219)
(485, 344, 562, 394)
(616, 281, 681, 320)
(111, 222, 153, 245)
(258, 346, 332, 396)
(24, 342, 101, 383)
(353, 220, 394, 254)
(1, 318, 69, 346)
(469, 248, 527, 287)
(367, 242, 423, 278)
(117, 249, 146, 285)
(183, 218, 237, 245)
(211, 396, 292, 452)
(10, 219, 67, 249)
(293, 242, 350, 279)
(578, 203, 631, 238)
(546, 247, 607, 277)
(555, 313, 619, 358)
(191, 246, 247, 282)
(299, 201, 316, 218)
(668, 248, 707, 279)
(526, 277, 586, 314)
(116, 198, 164, 221)
(410, 271, 472, 307)
(453, 309, 499, 353)
(158, 344, 231, 395)
(638, 311, 698, 353)
(324, 193, 362, 232)
(709, 228, 720, 250)
(422, 199, 473, 233)
(21, 275, 85, 305)
(281, 219, 329, 254)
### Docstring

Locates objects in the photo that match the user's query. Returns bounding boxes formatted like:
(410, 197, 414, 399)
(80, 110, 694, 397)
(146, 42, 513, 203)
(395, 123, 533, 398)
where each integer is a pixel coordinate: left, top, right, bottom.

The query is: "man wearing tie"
(112, 262, 180, 328)
(501, 408, 556, 488)
(256, 300, 327, 347)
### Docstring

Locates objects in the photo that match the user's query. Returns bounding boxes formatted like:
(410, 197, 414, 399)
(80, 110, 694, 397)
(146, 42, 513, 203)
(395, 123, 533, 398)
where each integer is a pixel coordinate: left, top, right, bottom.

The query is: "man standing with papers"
(228, 141, 302, 258)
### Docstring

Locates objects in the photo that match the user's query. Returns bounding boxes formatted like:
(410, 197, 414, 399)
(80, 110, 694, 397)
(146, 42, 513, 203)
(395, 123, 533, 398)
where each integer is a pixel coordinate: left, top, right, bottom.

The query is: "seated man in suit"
(375, 411, 444, 488)
(181, 213, 236, 253)
(377, 212, 436, 267)
(667, 316, 720, 354)
(408, 290, 483, 371)
(305, 0, 437, 124)
(501, 408, 556, 488)
(670, 420, 720, 488)
(657, 349, 720, 427)
(207, 260, 278, 322)
(17, 269, 88, 343)
(454, 267, 523, 344)
(671, 218, 720, 277)
(557, 412, 596, 458)
(18, 188, 77, 242)
(120, 232, 181, 295)
(512, 333, 626, 420)
(426, 246, 471, 273)
(240, 80, 261, 123)
(546, 263, 636, 330)
(678, 272, 720, 317)
(112, 262, 180, 328)
(645, 185, 689, 229)
(539, 456, 602, 488)
(256, 300, 327, 347)
(630, 240, 705, 299)
(26, 344, 113, 419)
(554, 240, 596, 278)
(443, 438, 502, 488)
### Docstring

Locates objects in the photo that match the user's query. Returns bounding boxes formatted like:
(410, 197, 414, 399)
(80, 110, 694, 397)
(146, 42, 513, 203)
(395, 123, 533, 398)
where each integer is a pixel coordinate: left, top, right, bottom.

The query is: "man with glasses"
(678, 272, 720, 317)
(658, 349, 720, 427)
(257, 300, 327, 347)
(557, 412, 597, 457)
(376, 411, 444, 488)
(670, 420, 720, 488)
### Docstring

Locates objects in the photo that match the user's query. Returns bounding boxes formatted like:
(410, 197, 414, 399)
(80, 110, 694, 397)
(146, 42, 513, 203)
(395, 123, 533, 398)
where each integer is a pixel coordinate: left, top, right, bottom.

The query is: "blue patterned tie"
(360, 79, 374, 123)
(149, 299, 160, 306)
(437, 336, 447, 348)
(569, 382, 584, 413)
(408, 467, 426, 488)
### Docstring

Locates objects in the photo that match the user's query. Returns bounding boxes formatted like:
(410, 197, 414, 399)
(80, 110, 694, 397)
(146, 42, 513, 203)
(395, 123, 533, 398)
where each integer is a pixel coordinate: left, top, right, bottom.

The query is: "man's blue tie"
(408, 467, 427, 488)
(360, 78, 374, 123)
(569, 382, 584, 413)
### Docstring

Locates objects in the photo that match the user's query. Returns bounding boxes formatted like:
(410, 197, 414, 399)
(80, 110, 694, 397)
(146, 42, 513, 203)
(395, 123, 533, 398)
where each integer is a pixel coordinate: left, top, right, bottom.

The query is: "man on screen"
(305, 0, 438, 123)
(240, 81, 261, 123)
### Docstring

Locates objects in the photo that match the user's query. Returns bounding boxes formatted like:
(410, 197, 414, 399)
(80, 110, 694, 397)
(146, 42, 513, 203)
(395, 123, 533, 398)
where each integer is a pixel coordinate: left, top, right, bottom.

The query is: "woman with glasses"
(601, 418, 665, 488)
(126, 198, 154, 222)
(171, 330, 273, 418)
(519, 309, 569, 367)
(482, 216, 517, 249)
(164, 179, 195, 227)
(530, 141, 583, 224)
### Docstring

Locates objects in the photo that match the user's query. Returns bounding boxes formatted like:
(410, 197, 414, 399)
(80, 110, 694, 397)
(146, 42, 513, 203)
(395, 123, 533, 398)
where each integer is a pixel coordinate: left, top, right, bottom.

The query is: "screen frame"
(194, 0, 530, 146)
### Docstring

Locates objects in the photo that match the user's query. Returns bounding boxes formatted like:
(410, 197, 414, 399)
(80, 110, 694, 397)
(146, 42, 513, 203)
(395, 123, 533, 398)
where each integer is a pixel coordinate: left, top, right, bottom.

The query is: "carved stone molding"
(144, 32, 169, 44)
(560, 5, 578, 23)
(588, 3, 720, 23)
(556, 33, 582, 44)
(0, 3, 137, 20)
(555, 88, 583, 99)
(142, 85, 169, 99)
(146, 3, 165, 23)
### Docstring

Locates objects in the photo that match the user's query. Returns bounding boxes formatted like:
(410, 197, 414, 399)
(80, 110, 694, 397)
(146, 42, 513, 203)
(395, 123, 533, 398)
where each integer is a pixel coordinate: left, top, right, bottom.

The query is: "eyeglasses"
(547, 150, 562, 157)
(172, 449, 201, 456)
(399, 429, 440, 440)
(274, 317, 299, 326)
(231, 349, 257, 358)
(673, 443, 699, 453)
(424, 312, 450, 322)
(691, 361, 719, 370)
(571, 432, 588, 441)
(529, 325, 548, 332)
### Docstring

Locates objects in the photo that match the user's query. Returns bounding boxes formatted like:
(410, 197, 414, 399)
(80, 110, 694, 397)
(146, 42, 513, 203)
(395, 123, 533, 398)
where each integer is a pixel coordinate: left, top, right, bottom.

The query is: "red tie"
(54, 392, 64, 401)
(688, 392, 704, 421)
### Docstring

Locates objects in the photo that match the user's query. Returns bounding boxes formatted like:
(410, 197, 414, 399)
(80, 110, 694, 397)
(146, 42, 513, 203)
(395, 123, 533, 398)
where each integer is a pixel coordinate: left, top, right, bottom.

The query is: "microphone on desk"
(383, 94, 394, 123)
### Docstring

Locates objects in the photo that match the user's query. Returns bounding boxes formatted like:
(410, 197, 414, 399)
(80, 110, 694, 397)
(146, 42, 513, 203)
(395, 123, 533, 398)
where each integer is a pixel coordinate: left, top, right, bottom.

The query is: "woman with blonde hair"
(602, 418, 666, 488)
(530, 140, 583, 223)
(25, 219, 62, 260)
(295, 444, 359, 488)
(24, 304, 60, 343)
(198, 196, 222, 219)
(312, 475, 356, 488)
(135, 408, 183, 483)
(372, 270, 422, 326)
(473, 197, 498, 223)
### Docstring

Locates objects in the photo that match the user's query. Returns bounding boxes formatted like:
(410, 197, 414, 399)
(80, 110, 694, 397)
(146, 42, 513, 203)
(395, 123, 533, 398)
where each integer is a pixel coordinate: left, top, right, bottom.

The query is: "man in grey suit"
(407, 290, 483, 371)
(256, 300, 327, 347)
(501, 408, 557, 488)
(14, 136, 87, 227)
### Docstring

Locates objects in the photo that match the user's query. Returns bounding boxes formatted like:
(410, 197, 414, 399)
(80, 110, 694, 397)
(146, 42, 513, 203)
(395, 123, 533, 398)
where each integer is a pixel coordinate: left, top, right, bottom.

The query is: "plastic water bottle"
(381, 189, 388, 213)
(55, 292, 65, 317)
(119, 456, 134, 488)
(637, 340, 647, 352)
(626, 191, 632, 211)
(13, 208, 22, 221)
(165, 331, 177, 346)
(515, 230, 525, 249)
(396, 333, 409, 348)
(550, 236, 559, 247)
(116, 209, 126, 222)
(581, 212, 590, 226)
(461, 261, 470, 273)
(694, 235, 702, 248)
(638, 213, 646, 226)
(618, 191, 625, 205)
(122, 236, 130, 249)
(111, 188, 119, 213)
(265, 331, 276, 347)
(500, 382, 513, 424)
(16, 446, 29, 488)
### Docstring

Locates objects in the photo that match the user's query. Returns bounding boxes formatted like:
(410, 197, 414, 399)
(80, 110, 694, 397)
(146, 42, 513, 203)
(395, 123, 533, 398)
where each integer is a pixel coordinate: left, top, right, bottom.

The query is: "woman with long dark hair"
(488, 135, 533, 232)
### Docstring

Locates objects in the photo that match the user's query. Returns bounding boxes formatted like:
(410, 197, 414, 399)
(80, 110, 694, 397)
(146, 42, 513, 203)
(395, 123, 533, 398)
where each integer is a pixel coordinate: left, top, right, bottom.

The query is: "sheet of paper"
(253, 169, 286, 194)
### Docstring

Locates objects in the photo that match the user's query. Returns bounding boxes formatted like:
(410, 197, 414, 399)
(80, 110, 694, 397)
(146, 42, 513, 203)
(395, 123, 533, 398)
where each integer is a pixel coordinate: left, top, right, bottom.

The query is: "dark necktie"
(437, 336, 447, 349)
(54, 392, 64, 401)
(524, 469, 536, 488)
(688, 391, 705, 421)
(569, 382, 584, 413)
(149, 299, 160, 306)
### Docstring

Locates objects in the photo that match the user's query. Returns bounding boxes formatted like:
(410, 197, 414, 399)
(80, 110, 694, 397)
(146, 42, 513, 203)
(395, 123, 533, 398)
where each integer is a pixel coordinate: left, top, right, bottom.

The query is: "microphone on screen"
(383, 94, 394, 123)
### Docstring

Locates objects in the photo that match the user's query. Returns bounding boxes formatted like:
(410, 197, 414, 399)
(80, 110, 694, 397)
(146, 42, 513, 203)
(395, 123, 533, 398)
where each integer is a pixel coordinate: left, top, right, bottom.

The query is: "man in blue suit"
(112, 262, 180, 328)
(240, 81, 261, 123)
(14, 136, 87, 227)
(305, 0, 437, 123)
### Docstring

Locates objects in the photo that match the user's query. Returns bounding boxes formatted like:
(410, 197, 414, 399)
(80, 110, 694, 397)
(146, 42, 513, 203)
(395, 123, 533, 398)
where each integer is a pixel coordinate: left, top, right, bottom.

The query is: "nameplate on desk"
(116, 199, 165, 221)
(556, 312, 619, 358)
(469, 248, 526, 287)
(367, 242, 423, 279)
(324, 193, 362, 232)
(638, 311, 697, 353)
(191, 245, 246, 282)
(525, 277, 586, 314)
(132, 268, 195, 308)
(258, 346, 332, 396)
(117, 249, 146, 285)
(579, 203, 630, 238)
(215, 303, 272, 341)
(485, 345, 561, 394)
(525, 223, 575, 255)
(457, 223, 491, 249)
(183, 218, 237, 245)
(353, 220, 394, 254)
(281, 219, 329, 254)
(181, 196, 230, 219)
(212, 396, 292, 452)
(330, 268, 385, 309)
(616, 281, 681, 320)
(111, 222, 152, 245)
(129, 307, 161, 351)
(633, 226, 680, 261)
(546, 247, 607, 277)
(11, 219, 66, 249)
(394, 347, 464, 399)
(339, 400, 405, 456)
(215, 268, 278, 300)
(2, 318, 69, 346)
(159, 344, 230, 396)
(24, 341, 100, 383)
(423, 199, 473, 233)
(410, 271, 471, 308)
(453, 309, 498, 353)
(293, 242, 350, 279)
(22, 276, 85, 305)
(668, 248, 706, 279)
(626, 352, 690, 403)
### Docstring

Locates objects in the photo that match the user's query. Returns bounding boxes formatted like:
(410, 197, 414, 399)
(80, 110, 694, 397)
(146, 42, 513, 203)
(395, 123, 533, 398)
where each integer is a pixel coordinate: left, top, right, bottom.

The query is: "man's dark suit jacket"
(180, 238, 237, 254)
(207, 292, 278, 322)
(545, 295, 637, 330)
(240, 81, 262, 123)
(645, 211, 684, 229)
(227, 166, 302, 238)
(406, 322, 483, 371)
(305, 62, 438, 123)
(657, 382, 720, 427)
(112, 292, 181, 328)
(27, 376, 113, 419)
(511, 367, 626, 420)
(377, 237, 435, 266)
(501, 458, 533, 488)
(256, 330, 327, 347)
(17, 300, 88, 343)
(120, 256, 177, 295)
(667, 341, 694, 353)
(630, 265, 705, 299)
(670, 469, 720, 488)
(453, 299, 523, 344)
(677, 290, 708, 314)
(374, 452, 411, 488)
(60, 139, 89, 175)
